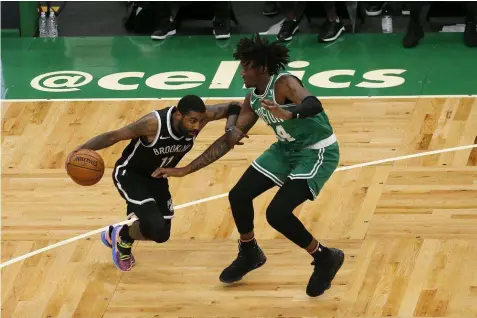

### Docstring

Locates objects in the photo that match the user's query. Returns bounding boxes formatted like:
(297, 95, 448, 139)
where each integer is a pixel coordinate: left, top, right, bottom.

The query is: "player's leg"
(120, 177, 174, 245)
(220, 143, 290, 283)
(279, 142, 343, 297)
(107, 168, 172, 271)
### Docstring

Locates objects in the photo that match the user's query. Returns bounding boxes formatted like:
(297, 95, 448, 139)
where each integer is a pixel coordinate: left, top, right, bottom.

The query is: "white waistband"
(306, 134, 337, 150)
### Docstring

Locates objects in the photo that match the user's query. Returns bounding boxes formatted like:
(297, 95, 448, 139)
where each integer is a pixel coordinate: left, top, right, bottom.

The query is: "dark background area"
(1, 1, 471, 37)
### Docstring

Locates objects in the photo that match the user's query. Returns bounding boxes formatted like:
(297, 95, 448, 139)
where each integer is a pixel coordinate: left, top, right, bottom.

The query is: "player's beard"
(178, 119, 194, 138)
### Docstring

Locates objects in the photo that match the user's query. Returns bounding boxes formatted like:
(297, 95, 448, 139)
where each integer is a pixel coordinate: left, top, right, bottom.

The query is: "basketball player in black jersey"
(66, 95, 243, 271)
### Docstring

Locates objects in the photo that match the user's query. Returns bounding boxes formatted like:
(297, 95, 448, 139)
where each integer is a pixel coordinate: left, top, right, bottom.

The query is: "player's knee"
(229, 185, 247, 206)
(152, 228, 170, 243)
(266, 201, 285, 231)
(139, 213, 170, 243)
(142, 222, 170, 243)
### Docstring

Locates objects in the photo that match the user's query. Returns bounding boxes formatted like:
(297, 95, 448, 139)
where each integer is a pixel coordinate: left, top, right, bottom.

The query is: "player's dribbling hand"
(151, 167, 188, 178)
(261, 99, 293, 120)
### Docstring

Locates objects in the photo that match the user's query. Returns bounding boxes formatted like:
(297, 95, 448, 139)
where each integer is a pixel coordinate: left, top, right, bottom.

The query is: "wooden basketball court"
(2, 97, 477, 317)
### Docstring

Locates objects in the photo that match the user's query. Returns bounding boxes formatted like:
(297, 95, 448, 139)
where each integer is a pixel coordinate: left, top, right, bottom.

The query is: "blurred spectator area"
(1, 1, 473, 37)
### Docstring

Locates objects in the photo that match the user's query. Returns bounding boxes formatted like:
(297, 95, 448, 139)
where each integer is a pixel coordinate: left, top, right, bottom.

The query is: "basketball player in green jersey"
(152, 34, 344, 297)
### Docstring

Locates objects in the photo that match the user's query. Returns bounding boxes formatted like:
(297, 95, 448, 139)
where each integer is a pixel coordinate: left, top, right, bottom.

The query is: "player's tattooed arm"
(74, 112, 158, 151)
(151, 94, 257, 178)
(205, 101, 243, 131)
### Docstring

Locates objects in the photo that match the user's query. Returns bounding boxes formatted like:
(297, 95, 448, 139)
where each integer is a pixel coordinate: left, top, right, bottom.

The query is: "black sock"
(311, 243, 331, 260)
(239, 238, 258, 249)
(119, 225, 134, 244)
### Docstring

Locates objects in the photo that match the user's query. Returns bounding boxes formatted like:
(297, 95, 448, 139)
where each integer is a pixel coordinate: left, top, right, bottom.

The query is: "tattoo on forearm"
(207, 104, 228, 121)
(82, 133, 116, 150)
(188, 135, 232, 173)
(238, 117, 257, 134)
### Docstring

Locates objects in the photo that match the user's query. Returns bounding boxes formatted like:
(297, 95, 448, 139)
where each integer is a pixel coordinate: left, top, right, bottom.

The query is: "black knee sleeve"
(228, 166, 276, 234)
(136, 202, 171, 243)
(265, 200, 283, 231)
(265, 179, 314, 249)
(139, 216, 171, 243)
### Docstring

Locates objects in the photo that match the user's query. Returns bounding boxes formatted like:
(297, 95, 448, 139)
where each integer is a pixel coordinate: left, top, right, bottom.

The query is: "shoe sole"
(277, 26, 299, 42)
(319, 26, 345, 42)
(101, 230, 136, 266)
(219, 256, 267, 284)
(151, 29, 176, 40)
(213, 31, 230, 40)
(365, 9, 382, 16)
(263, 11, 278, 16)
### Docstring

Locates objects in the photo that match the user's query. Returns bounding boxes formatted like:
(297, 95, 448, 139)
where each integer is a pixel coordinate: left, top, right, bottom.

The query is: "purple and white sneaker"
(102, 225, 135, 271)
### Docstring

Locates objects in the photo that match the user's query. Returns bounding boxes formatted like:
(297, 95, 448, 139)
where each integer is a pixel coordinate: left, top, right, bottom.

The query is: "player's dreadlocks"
(233, 34, 290, 75)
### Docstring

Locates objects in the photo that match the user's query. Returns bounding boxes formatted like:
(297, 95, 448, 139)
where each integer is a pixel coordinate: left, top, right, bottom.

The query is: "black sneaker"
(306, 247, 344, 297)
(464, 21, 477, 47)
(263, 1, 279, 16)
(318, 19, 345, 42)
(402, 20, 424, 48)
(365, 2, 385, 16)
(277, 19, 299, 41)
(213, 18, 231, 40)
(219, 240, 267, 284)
(151, 18, 176, 40)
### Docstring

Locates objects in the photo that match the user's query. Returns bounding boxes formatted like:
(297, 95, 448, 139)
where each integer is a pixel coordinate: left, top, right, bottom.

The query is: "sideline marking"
(1, 143, 476, 269)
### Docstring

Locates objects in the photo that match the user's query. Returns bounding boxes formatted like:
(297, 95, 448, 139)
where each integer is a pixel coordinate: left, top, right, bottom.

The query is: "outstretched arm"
(205, 101, 242, 131)
(152, 94, 258, 178)
(66, 112, 159, 167)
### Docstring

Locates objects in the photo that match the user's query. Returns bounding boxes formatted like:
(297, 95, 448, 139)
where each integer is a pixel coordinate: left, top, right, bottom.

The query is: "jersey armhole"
(272, 73, 297, 108)
(140, 111, 161, 147)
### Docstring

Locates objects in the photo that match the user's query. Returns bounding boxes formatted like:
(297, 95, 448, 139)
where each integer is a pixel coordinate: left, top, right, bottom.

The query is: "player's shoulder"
(274, 72, 298, 85)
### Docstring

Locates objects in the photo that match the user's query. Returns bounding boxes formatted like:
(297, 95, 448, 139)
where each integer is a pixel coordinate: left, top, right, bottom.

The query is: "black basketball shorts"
(112, 165, 175, 221)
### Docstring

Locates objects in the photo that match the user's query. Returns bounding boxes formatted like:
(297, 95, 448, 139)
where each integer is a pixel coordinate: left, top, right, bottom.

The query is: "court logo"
(30, 64, 408, 94)
(30, 71, 93, 92)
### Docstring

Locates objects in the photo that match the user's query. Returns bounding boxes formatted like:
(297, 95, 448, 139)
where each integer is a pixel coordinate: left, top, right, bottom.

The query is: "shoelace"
(118, 241, 133, 260)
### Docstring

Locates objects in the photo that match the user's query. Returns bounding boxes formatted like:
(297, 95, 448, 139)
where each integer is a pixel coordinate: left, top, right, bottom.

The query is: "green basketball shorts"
(251, 139, 339, 200)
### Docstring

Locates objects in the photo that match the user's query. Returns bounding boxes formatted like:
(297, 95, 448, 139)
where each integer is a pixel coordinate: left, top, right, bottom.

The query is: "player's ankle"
(119, 225, 134, 244)
(310, 243, 331, 259)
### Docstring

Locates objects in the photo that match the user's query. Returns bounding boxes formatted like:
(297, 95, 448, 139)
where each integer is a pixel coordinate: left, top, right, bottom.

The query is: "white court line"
(2, 94, 477, 103)
(1, 143, 476, 269)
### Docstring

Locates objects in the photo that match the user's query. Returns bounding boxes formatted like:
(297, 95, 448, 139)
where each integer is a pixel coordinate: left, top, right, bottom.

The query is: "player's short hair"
(233, 34, 290, 75)
(177, 95, 206, 115)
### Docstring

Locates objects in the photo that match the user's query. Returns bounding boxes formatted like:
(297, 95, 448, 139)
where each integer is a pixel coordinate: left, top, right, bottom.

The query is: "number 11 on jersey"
(159, 156, 174, 168)
(275, 125, 295, 142)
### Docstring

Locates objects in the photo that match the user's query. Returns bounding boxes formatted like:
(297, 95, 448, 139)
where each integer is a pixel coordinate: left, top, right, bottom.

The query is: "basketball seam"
(66, 163, 104, 172)
(71, 153, 104, 166)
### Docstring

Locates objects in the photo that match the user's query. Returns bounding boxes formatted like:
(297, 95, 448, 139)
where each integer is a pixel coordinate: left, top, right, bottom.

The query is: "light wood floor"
(2, 97, 477, 318)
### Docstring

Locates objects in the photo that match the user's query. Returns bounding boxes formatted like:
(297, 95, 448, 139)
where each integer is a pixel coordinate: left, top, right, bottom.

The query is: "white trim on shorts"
(288, 147, 325, 179)
(114, 140, 156, 205)
(251, 160, 284, 187)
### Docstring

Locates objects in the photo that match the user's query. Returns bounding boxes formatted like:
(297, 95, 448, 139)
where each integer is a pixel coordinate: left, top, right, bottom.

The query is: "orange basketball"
(66, 149, 105, 186)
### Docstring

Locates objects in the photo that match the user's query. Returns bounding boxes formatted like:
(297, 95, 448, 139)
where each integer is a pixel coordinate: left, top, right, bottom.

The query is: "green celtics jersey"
(250, 72, 334, 150)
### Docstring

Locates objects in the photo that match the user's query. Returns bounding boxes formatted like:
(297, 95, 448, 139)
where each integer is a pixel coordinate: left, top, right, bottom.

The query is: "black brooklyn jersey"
(115, 107, 195, 176)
